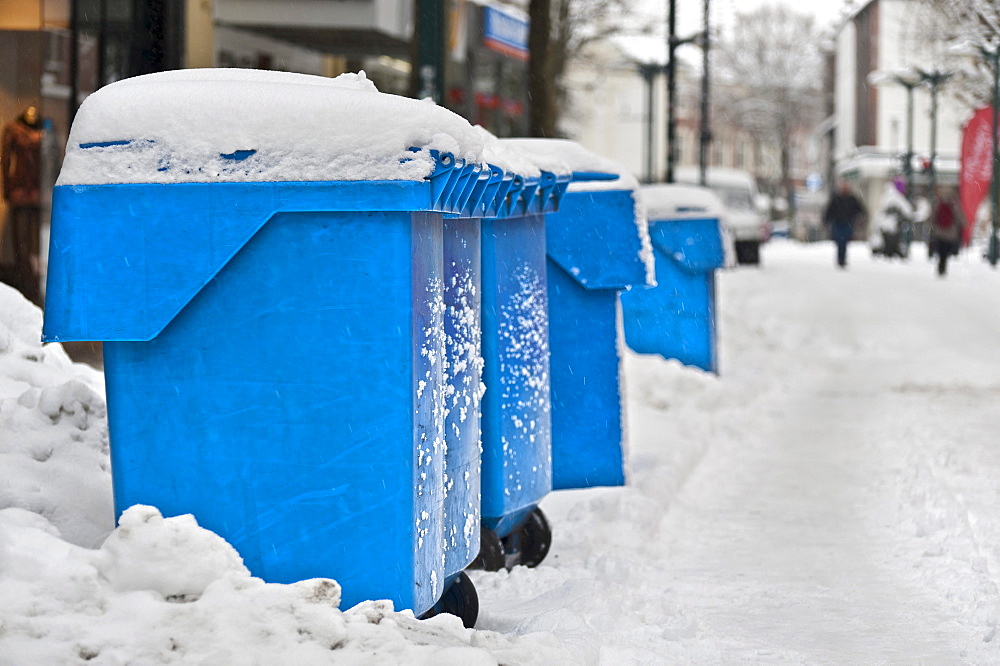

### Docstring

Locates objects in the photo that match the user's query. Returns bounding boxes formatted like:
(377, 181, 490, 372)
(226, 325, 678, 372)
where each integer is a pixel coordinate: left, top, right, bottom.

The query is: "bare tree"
(528, 0, 557, 136)
(922, 0, 1000, 109)
(507, 0, 644, 136)
(714, 4, 824, 216)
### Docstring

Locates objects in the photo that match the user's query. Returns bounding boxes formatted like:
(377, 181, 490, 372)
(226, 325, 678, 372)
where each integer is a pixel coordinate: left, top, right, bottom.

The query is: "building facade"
(830, 0, 966, 232)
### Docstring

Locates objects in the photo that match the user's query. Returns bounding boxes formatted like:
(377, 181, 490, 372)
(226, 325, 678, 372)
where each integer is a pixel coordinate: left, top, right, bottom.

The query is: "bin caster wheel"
(468, 527, 505, 571)
(501, 508, 552, 568)
(420, 572, 478, 628)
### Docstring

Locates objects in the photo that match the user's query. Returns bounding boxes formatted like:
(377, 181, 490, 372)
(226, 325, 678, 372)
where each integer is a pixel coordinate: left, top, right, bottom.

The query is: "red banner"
(960, 107, 995, 245)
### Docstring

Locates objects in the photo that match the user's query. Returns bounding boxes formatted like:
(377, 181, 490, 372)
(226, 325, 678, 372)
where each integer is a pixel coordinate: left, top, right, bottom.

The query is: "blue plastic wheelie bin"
(476, 168, 570, 569)
(438, 162, 519, 582)
(544, 166, 653, 491)
(620, 186, 727, 373)
(42, 71, 498, 625)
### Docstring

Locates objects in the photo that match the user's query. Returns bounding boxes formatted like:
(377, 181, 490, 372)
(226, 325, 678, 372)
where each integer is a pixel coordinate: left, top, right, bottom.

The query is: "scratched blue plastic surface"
(545, 189, 647, 289)
(546, 266, 625, 489)
(620, 217, 725, 373)
(545, 188, 649, 490)
(43, 180, 458, 615)
(479, 213, 553, 538)
(44, 181, 440, 342)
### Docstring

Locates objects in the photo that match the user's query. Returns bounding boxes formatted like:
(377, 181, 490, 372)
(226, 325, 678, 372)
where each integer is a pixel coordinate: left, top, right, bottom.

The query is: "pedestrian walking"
(930, 188, 963, 276)
(872, 177, 913, 259)
(823, 181, 867, 268)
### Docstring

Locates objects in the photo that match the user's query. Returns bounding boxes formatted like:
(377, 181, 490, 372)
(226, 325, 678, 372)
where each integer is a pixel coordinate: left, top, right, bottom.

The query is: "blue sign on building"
(483, 6, 529, 61)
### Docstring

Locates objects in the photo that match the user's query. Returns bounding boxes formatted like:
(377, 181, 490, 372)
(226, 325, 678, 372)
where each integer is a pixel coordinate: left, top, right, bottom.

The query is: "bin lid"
(648, 217, 727, 273)
(42, 174, 503, 343)
(57, 69, 522, 187)
(546, 189, 653, 289)
(502, 139, 654, 286)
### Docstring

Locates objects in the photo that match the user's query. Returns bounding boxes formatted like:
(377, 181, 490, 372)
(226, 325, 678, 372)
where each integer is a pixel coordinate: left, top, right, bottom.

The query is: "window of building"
(712, 139, 725, 167)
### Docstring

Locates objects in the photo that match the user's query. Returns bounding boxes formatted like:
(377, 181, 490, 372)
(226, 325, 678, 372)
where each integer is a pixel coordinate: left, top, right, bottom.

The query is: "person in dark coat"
(823, 181, 867, 268)
(929, 188, 963, 276)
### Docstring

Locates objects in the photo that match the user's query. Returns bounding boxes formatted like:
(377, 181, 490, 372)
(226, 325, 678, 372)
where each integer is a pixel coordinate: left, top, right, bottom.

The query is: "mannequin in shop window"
(1, 104, 43, 305)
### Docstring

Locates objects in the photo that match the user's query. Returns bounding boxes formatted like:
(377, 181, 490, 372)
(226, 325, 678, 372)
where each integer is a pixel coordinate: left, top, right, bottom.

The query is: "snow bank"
(58, 70, 503, 185)
(0, 283, 561, 663)
(0, 505, 556, 664)
(0, 285, 111, 548)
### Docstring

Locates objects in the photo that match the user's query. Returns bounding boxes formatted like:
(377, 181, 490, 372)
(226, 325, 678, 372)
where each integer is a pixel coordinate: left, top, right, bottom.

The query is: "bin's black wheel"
(420, 572, 478, 628)
(468, 526, 505, 571)
(501, 508, 552, 568)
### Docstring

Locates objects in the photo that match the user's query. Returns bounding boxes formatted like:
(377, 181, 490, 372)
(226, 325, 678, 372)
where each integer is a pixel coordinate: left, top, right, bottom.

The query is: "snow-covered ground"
(3, 239, 1000, 663)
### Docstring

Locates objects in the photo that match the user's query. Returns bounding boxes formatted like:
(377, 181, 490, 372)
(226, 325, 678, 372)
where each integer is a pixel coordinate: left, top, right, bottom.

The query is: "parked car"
(674, 167, 771, 265)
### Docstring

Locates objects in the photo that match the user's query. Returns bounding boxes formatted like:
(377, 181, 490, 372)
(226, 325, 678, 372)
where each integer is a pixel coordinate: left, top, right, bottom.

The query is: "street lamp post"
(902, 79, 916, 204)
(915, 68, 954, 224)
(666, 0, 698, 184)
(985, 45, 1000, 266)
(639, 62, 665, 183)
(869, 67, 953, 251)
(698, 0, 711, 187)
(867, 69, 920, 252)
(867, 71, 919, 202)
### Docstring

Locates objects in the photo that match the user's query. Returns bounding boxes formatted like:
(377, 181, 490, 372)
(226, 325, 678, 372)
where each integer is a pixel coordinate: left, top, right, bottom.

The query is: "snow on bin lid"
(641, 183, 732, 270)
(57, 69, 508, 186)
(641, 183, 728, 222)
(499, 138, 638, 193)
(503, 138, 653, 284)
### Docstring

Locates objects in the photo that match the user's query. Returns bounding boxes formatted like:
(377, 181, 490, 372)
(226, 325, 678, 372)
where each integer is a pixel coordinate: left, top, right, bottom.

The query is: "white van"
(674, 167, 771, 265)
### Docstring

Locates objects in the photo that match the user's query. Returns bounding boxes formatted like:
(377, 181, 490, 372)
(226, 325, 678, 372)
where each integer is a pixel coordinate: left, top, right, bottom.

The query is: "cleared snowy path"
(475, 241, 1000, 663)
(659, 275, 980, 660)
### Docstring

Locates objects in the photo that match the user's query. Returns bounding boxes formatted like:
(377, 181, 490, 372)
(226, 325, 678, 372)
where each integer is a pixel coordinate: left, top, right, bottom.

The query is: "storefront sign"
(483, 6, 529, 61)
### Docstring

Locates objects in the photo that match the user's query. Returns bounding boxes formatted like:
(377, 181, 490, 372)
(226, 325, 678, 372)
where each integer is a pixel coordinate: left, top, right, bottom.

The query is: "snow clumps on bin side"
(502, 138, 655, 285)
(498, 263, 552, 499)
(58, 69, 498, 185)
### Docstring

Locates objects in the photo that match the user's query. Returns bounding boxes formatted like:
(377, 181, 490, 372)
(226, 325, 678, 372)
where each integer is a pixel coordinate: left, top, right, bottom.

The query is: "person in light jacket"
(873, 177, 913, 258)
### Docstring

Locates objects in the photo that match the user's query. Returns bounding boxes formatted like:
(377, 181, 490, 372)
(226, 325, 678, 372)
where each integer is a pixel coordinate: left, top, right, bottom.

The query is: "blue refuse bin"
(620, 185, 727, 373)
(438, 162, 518, 582)
(544, 170, 653, 490)
(477, 169, 569, 566)
(42, 70, 504, 623)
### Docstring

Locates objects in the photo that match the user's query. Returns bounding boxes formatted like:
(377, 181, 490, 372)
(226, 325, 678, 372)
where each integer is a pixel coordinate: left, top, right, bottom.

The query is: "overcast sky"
(635, 0, 850, 37)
